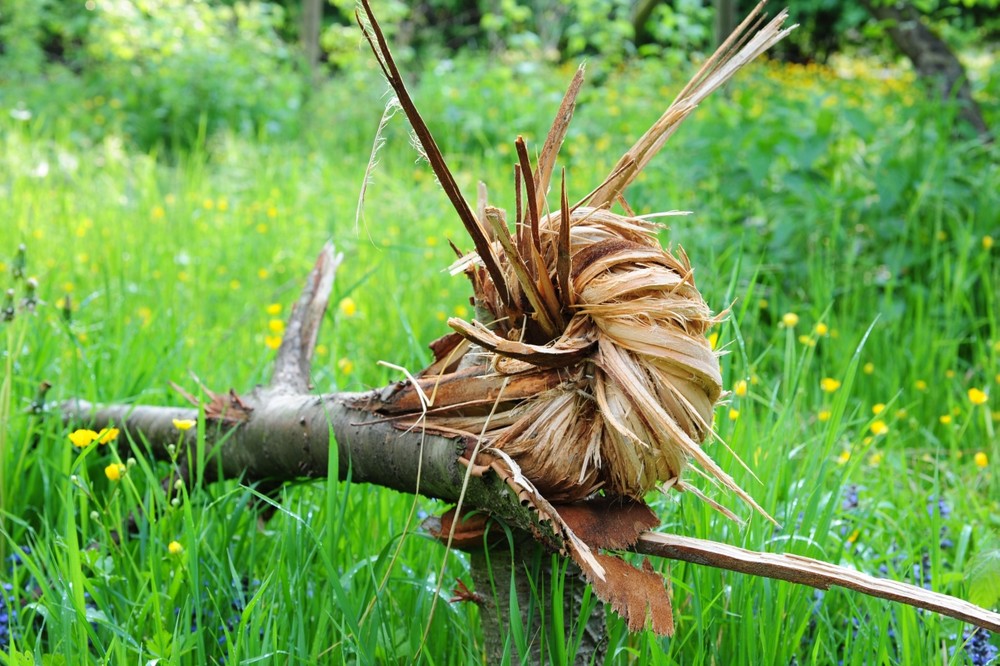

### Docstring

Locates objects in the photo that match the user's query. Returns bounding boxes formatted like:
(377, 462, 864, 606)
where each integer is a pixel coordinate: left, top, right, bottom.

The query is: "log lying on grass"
(61, 244, 1000, 635)
(61, 0, 1000, 641)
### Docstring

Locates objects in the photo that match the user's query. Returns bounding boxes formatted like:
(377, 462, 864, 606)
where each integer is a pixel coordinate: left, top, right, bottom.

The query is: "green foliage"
(80, 0, 304, 150)
(1, 50, 999, 663)
(0, 0, 305, 151)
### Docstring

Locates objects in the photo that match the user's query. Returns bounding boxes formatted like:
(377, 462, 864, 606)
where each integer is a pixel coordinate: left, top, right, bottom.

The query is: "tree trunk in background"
(301, 0, 322, 77)
(714, 0, 739, 49)
(632, 0, 662, 48)
(470, 534, 606, 665)
(863, 0, 991, 142)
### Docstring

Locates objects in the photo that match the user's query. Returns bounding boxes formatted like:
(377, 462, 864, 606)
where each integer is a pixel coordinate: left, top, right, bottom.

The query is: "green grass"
(1, 54, 998, 664)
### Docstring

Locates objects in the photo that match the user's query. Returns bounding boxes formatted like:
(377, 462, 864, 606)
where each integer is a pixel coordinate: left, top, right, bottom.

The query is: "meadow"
(1, 52, 999, 664)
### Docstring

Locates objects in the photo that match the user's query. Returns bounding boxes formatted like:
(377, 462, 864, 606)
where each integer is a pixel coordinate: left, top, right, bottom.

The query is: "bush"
(80, 0, 305, 150)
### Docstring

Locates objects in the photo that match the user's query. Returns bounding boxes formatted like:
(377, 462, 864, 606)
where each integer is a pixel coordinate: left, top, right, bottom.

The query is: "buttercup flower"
(69, 429, 98, 448)
(168, 541, 184, 555)
(820, 378, 841, 393)
(870, 420, 888, 436)
(97, 428, 120, 445)
(265, 335, 282, 350)
(339, 297, 357, 317)
(734, 379, 748, 397)
(974, 451, 988, 468)
(967, 388, 988, 406)
(104, 463, 125, 482)
(818, 409, 832, 422)
(781, 312, 799, 327)
(172, 418, 196, 431)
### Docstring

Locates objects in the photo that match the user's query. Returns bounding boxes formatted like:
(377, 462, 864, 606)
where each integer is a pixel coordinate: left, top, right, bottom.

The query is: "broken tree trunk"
(60, 243, 1000, 637)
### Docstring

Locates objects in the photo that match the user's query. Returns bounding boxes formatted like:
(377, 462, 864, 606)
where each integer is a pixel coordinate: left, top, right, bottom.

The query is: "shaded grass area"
(1, 55, 998, 663)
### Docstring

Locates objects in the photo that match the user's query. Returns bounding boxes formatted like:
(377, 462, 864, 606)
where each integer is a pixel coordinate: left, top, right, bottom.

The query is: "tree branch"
(61, 395, 1000, 633)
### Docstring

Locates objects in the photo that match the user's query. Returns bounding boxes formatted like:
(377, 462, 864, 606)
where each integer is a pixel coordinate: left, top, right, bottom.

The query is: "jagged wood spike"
(516, 136, 542, 256)
(557, 169, 572, 308)
(355, 0, 512, 309)
(534, 65, 585, 216)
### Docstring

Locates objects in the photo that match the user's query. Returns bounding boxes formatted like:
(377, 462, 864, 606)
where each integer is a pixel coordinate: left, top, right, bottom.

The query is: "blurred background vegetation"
(0, 0, 996, 151)
(1, 1, 998, 663)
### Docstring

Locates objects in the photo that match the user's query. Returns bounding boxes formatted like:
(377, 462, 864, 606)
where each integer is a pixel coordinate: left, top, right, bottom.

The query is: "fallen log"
(60, 244, 1000, 635)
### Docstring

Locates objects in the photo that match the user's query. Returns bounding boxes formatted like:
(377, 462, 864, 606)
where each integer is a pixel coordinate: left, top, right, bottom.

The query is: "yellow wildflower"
(939, 414, 952, 425)
(728, 409, 740, 421)
(168, 541, 184, 555)
(734, 380, 748, 397)
(69, 429, 98, 448)
(869, 452, 883, 466)
(872, 403, 885, 415)
(915, 380, 928, 391)
(870, 420, 889, 436)
(820, 377, 841, 393)
(863, 362, 874, 375)
(97, 428, 120, 445)
(172, 418, 196, 431)
(265, 335, 282, 350)
(984, 235, 994, 250)
(104, 463, 125, 482)
(837, 450, 851, 465)
(337, 358, 355, 375)
(708, 332, 719, 350)
(339, 297, 357, 317)
(268, 319, 285, 334)
(974, 451, 988, 468)
(818, 409, 832, 422)
(266, 303, 282, 316)
(968, 388, 988, 405)
(453, 304, 469, 318)
(814, 322, 829, 336)
(781, 312, 799, 327)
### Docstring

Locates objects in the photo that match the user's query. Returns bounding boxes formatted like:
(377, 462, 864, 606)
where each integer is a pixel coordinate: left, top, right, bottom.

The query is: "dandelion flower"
(814, 322, 828, 336)
(104, 463, 125, 482)
(872, 403, 885, 415)
(974, 451, 988, 468)
(781, 312, 799, 327)
(265, 335, 282, 350)
(168, 541, 184, 555)
(728, 409, 740, 421)
(97, 428, 120, 445)
(266, 303, 282, 316)
(172, 418, 196, 431)
(818, 409, 832, 422)
(339, 297, 357, 317)
(734, 379, 748, 397)
(870, 420, 889, 436)
(69, 429, 98, 448)
(968, 388, 988, 405)
(820, 377, 841, 393)
(268, 319, 285, 334)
